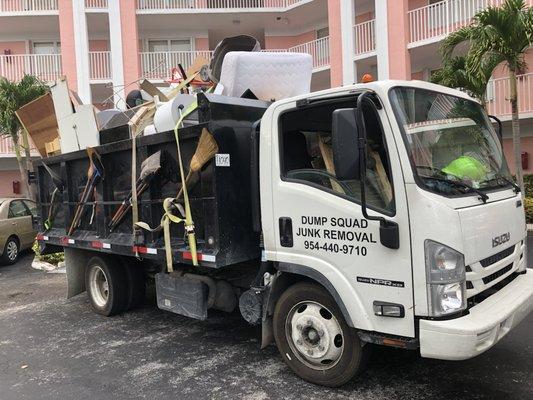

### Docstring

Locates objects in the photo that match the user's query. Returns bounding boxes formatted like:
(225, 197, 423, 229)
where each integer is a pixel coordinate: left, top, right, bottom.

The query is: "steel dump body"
(35, 93, 270, 268)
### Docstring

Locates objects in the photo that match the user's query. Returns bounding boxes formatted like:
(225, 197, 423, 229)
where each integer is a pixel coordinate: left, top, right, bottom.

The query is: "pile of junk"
(17, 35, 313, 158)
(24, 35, 314, 266)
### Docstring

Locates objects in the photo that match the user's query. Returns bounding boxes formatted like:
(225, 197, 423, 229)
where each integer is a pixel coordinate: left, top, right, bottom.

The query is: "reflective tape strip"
(201, 254, 216, 263)
(43, 236, 49, 241)
(182, 252, 215, 263)
(68, 239, 75, 244)
(91, 241, 102, 249)
(133, 246, 157, 255)
(102, 243, 111, 249)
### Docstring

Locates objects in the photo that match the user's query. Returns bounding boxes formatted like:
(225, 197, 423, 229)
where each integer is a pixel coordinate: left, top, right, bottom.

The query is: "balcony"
(0, 0, 58, 15)
(487, 73, 533, 119)
(85, 0, 108, 10)
(89, 51, 112, 82)
(136, 0, 309, 13)
(0, 54, 62, 82)
(140, 50, 213, 81)
(140, 38, 329, 81)
(354, 19, 375, 59)
(0, 135, 38, 158)
(407, 0, 509, 47)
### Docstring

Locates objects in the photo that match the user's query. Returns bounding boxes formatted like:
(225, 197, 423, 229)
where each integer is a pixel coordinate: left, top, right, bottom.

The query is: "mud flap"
(65, 248, 89, 299)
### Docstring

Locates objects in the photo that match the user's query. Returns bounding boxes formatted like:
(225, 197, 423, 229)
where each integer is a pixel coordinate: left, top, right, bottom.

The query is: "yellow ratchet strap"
(132, 73, 199, 265)
(173, 105, 198, 266)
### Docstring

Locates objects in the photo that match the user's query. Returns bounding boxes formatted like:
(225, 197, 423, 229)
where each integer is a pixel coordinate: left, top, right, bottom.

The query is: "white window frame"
(144, 38, 194, 53)
(32, 41, 61, 54)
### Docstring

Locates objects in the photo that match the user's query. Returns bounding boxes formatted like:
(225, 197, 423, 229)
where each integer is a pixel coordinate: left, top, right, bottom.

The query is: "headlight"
(425, 240, 466, 317)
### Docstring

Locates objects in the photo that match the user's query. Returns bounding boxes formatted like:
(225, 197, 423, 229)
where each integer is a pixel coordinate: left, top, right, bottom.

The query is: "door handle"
(279, 217, 293, 248)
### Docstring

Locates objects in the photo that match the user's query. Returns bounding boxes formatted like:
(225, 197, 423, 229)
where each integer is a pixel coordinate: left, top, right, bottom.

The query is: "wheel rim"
(88, 265, 109, 308)
(7, 240, 18, 261)
(285, 301, 345, 370)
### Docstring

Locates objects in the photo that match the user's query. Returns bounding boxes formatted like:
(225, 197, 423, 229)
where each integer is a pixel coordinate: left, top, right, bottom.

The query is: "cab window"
(9, 200, 31, 218)
(279, 98, 395, 214)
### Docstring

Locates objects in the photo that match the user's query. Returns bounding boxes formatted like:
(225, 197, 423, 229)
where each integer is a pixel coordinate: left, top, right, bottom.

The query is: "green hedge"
(525, 175, 533, 197)
(524, 197, 533, 224)
(32, 241, 64, 265)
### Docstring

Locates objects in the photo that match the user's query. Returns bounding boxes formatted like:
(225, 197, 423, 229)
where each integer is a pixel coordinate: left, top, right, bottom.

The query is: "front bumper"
(419, 271, 533, 360)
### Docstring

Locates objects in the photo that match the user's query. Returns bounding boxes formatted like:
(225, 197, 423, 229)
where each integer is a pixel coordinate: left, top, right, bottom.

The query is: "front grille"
(482, 263, 513, 284)
(479, 245, 515, 268)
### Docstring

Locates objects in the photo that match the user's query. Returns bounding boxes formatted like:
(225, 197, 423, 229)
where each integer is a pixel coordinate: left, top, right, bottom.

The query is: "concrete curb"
(528, 224, 533, 233)
(31, 257, 66, 273)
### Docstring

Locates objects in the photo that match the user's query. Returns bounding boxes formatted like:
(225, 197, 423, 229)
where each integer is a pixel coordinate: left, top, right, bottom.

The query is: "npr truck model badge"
(492, 232, 510, 248)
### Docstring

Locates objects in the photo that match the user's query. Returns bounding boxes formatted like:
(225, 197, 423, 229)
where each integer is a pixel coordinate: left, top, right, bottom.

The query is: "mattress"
(219, 51, 313, 101)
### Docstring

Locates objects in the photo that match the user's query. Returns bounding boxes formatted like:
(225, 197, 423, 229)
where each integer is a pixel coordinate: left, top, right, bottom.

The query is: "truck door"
(262, 94, 414, 337)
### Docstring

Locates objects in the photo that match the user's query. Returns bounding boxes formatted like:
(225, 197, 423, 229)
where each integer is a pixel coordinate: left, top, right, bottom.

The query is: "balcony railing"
(89, 51, 112, 81)
(487, 73, 533, 118)
(408, 0, 510, 45)
(136, 0, 307, 12)
(141, 38, 329, 81)
(266, 37, 330, 71)
(85, 0, 108, 9)
(140, 50, 213, 81)
(354, 19, 375, 56)
(0, 0, 58, 13)
(0, 135, 38, 157)
(0, 54, 62, 82)
(288, 36, 330, 70)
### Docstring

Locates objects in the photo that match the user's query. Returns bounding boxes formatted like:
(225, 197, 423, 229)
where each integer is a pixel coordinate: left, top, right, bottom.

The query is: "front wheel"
(273, 282, 368, 387)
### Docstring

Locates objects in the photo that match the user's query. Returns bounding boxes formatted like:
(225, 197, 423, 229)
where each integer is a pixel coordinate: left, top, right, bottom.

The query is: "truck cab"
(258, 80, 532, 385)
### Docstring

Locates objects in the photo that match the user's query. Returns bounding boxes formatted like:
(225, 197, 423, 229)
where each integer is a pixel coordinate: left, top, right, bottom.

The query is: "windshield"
(389, 87, 512, 196)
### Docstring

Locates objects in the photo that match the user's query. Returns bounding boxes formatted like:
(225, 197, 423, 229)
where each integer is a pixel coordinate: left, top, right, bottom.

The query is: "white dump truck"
(35, 80, 533, 387)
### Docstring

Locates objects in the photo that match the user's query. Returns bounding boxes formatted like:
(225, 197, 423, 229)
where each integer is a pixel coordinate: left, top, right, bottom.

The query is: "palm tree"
(431, 54, 502, 108)
(0, 75, 48, 198)
(440, 0, 533, 194)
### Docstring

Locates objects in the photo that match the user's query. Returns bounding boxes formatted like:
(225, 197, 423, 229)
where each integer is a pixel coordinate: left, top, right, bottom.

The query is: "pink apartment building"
(0, 0, 532, 197)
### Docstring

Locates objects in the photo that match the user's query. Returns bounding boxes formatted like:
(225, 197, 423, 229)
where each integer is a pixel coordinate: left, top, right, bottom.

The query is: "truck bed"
(35, 93, 270, 269)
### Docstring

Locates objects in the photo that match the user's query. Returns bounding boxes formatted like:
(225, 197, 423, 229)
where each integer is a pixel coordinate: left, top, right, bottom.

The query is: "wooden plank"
(140, 79, 169, 102)
(15, 92, 58, 158)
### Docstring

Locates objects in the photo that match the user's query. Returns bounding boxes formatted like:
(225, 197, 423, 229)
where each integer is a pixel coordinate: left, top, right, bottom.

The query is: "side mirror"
(332, 108, 360, 180)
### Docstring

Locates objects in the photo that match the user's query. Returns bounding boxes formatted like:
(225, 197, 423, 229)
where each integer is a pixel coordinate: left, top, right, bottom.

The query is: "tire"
(273, 282, 368, 387)
(123, 258, 146, 311)
(1, 236, 19, 265)
(85, 256, 128, 316)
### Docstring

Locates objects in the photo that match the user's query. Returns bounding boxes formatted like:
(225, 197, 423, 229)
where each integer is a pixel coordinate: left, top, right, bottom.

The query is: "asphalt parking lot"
(0, 250, 532, 400)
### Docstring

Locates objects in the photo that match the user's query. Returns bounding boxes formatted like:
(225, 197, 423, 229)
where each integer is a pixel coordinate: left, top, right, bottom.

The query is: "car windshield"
(389, 87, 513, 196)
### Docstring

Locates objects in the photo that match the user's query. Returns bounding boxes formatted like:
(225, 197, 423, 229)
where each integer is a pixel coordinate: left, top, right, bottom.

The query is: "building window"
(147, 39, 192, 53)
(33, 41, 61, 54)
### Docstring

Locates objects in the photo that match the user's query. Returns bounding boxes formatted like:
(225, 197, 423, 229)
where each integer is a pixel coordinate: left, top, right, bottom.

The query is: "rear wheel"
(85, 256, 128, 316)
(1, 236, 19, 265)
(273, 282, 368, 387)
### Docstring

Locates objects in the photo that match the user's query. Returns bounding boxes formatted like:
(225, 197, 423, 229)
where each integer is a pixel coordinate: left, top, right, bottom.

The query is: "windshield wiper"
(482, 175, 521, 193)
(420, 176, 489, 203)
